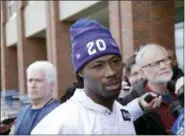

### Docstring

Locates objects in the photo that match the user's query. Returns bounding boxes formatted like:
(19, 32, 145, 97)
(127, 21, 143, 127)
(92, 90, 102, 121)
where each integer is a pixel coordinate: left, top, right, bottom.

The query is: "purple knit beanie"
(70, 18, 121, 73)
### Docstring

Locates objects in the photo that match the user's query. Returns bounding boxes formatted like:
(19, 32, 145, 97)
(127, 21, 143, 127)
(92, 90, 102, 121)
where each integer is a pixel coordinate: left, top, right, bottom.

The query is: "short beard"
(154, 78, 170, 83)
(152, 74, 172, 83)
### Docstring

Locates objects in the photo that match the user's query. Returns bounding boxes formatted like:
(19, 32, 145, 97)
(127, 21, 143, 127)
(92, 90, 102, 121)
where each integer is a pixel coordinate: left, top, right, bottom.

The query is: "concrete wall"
(5, 14, 18, 46)
(24, 1, 46, 37)
(59, 1, 100, 20)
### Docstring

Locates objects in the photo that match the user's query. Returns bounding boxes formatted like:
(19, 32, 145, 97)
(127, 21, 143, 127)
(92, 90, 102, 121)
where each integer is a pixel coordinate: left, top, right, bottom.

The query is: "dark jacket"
(118, 97, 168, 135)
(117, 79, 168, 135)
(118, 95, 167, 135)
(134, 112, 168, 135)
(172, 66, 184, 82)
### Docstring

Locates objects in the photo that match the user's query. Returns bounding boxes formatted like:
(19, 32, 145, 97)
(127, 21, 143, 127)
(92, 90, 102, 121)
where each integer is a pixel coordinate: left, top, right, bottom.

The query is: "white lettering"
(87, 39, 107, 55)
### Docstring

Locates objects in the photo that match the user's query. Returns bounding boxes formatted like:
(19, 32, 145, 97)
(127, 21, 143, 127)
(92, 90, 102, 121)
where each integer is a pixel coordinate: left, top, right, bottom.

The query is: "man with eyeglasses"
(118, 50, 168, 135)
(135, 43, 178, 134)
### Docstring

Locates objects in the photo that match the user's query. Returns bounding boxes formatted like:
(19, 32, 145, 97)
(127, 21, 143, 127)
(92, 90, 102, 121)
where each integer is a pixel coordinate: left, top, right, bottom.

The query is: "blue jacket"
(14, 99, 60, 135)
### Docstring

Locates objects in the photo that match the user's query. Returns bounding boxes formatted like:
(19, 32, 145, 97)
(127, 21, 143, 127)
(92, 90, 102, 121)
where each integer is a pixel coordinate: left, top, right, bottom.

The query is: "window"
(175, 22, 184, 70)
(174, 1, 184, 71)
(6, 1, 16, 19)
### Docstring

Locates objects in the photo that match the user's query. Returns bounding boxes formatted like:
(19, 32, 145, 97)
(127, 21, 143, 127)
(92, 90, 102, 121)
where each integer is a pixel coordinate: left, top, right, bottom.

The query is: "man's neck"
(32, 97, 53, 109)
(84, 87, 115, 111)
(148, 81, 169, 95)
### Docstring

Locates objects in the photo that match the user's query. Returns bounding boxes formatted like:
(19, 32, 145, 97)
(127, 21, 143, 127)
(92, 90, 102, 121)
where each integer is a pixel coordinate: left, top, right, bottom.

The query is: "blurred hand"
(0, 123, 12, 134)
(175, 77, 184, 95)
(138, 92, 162, 111)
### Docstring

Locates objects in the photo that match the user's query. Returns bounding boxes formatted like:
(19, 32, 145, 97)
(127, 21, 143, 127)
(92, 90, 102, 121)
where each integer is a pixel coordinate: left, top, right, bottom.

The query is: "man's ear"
(50, 81, 55, 91)
(78, 69, 84, 78)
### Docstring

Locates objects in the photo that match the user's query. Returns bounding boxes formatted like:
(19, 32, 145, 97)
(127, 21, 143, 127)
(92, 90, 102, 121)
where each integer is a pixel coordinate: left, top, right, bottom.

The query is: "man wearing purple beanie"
(31, 19, 162, 134)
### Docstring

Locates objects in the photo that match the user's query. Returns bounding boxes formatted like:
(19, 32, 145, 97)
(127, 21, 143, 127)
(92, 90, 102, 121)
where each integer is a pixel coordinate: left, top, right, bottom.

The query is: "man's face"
(81, 54, 123, 99)
(128, 64, 141, 85)
(142, 49, 173, 83)
(27, 70, 53, 101)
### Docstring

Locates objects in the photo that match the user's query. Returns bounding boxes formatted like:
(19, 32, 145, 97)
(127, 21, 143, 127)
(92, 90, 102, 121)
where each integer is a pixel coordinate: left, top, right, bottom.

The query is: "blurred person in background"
(118, 46, 169, 134)
(13, 61, 60, 135)
(135, 43, 181, 134)
(119, 54, 144, 98)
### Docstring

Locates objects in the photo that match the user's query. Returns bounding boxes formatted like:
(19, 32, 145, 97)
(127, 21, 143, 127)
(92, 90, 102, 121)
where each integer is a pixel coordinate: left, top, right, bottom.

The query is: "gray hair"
(136, 43, 169, 67)
(26, 61, 57, 97)
(27, 61, 57, 83)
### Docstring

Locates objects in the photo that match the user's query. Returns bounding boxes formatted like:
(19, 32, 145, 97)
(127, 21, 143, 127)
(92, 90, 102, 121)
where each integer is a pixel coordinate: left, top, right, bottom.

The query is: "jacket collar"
(70, 88, 119, 115)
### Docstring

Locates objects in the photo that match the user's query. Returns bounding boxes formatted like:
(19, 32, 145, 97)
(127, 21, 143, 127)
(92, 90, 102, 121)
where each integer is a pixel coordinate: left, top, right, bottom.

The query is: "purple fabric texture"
(70, 18, 121, 73)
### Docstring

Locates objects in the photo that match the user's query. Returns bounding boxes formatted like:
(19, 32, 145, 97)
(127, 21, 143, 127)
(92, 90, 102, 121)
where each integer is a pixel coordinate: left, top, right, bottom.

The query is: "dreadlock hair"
(60, 74, 84, 104)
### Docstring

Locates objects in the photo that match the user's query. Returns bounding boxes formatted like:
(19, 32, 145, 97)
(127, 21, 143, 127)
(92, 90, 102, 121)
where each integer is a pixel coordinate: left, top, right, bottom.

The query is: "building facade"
(0, 1, 184, 104)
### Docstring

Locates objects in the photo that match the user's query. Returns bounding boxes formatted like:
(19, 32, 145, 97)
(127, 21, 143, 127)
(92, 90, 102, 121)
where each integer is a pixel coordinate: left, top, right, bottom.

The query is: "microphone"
(1, 114, 16, 124)
(177, 91, 184, 107)
(167, 80, 184, 112)
(168, 100, 182, 118)
(144, 94, 156, 103)
(118, 80, 181, 106)
(167, 81, 184, 135)
(166, 80, 184, 104)
(167, 80, 176, 94)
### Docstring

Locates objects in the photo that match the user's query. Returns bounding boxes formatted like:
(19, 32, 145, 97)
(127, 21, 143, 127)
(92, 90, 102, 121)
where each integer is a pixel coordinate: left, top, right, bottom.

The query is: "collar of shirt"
(70, 88, 119, 115)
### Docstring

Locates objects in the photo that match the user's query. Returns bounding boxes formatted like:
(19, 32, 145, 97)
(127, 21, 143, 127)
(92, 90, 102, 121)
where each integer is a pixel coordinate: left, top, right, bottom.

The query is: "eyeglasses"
(142, 56, 171, 68)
